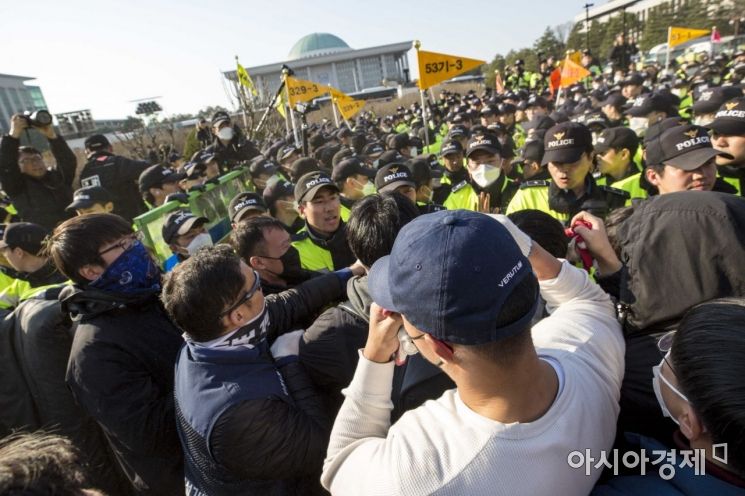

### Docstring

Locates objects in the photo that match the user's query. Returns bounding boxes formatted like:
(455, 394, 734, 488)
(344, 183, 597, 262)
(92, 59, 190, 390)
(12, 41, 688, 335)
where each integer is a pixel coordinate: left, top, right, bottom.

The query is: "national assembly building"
(225, 33, 413, 102)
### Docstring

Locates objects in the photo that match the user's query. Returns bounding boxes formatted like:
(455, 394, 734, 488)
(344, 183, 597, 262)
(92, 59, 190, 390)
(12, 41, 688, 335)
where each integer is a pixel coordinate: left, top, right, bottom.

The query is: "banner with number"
(285, 76, 328, 106)
(328, 86, 365, 120)
(417, 50, 485, 90)
(236, 62, 258, 96)
(668, 27, 710, 48)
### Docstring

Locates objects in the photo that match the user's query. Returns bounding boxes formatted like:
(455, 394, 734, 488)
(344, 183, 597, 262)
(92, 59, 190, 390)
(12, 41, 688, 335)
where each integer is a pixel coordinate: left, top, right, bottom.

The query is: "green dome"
(287, 33, 351, 60)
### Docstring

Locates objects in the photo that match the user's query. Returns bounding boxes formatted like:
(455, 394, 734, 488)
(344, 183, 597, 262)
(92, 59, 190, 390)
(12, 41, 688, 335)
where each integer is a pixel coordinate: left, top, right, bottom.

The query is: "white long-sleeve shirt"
(321, 261, 625, 496)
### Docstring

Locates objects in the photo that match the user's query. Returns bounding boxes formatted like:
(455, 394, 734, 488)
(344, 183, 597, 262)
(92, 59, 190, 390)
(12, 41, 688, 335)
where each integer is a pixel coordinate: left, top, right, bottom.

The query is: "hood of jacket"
(346, 275, 372, 323)
(59, 284, 160, 322)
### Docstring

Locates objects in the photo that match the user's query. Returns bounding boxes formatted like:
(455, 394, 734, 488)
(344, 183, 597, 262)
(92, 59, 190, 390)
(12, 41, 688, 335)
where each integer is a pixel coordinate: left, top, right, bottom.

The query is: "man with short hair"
(138, 164, 184, 208)
(321, 210, 624, 495)
(0, 222, 66, 311)
(291, 171, 356, 272)
(79, 134, 150, 222)
(462, 133, 519, 212)
(594, 127, 646, 204)
(710, 96, 745, 196)
(0, 114, 76, 229)
(49, 214, 184, 495)
(162, 245, 352, 495)
(595, 298, 745, 493)
(231, 216, 317, 295)
(408, 157, 446, 214)
(65, 186, 115, 216)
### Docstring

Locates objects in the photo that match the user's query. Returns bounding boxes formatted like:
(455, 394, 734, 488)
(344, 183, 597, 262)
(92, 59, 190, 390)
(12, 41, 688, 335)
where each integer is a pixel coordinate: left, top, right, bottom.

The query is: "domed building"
(226, 33, 412, 102)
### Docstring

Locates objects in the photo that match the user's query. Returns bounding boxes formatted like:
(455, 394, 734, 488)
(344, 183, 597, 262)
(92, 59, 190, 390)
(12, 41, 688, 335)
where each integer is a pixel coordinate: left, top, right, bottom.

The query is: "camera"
(21, 109, 53, 127)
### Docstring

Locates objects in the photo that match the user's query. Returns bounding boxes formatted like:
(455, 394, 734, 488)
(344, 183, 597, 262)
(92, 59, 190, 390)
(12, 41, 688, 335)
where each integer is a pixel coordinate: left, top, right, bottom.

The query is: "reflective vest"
(506, 183, 570, 223)
(611, 172, 648, 206)
(291, 224, 355, 272)
(0, 278, 70, 311)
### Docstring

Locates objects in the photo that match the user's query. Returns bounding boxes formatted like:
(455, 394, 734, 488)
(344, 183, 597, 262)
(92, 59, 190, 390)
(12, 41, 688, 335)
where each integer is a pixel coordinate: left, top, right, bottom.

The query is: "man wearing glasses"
(321, 210, 624, 495)
(49, 214, 185, 495)
(0, 114, 77, 229)
(161, 245, 358, 496)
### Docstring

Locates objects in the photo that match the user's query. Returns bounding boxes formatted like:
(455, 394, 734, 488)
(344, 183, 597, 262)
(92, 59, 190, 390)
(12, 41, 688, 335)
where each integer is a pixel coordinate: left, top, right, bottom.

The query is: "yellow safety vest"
(291, 229, 334, 272)
(611, 173, 648, 206)
(505, 184, 570, 223)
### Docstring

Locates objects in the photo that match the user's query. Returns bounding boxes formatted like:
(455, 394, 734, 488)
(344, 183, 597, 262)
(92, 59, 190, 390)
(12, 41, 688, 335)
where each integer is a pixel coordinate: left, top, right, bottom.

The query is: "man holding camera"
(0, 114, 76, 229)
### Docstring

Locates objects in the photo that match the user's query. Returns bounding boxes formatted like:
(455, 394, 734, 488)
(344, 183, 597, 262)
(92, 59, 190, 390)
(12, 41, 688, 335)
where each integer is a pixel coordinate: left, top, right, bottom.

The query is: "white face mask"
(410, 146, 418, 157)
(471, 163, 501, 188)
(217, 127, 234, 141)
(692, 115, 713, 127)
(186, 232, 213, 256)
(629, 117, 648, 137)
(362, 181, 377, 196)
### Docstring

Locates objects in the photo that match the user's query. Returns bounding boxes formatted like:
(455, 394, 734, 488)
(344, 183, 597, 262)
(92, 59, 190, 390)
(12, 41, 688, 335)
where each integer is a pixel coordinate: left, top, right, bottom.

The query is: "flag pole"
(282, 69, 300, 147)
(414, 40, 430, 149)
(330, 95, 340, 128)
(665, 27, 672, 72)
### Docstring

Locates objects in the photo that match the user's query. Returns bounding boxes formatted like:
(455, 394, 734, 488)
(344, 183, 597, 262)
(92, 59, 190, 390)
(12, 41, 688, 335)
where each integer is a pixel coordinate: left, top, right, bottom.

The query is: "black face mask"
(276, 246, 313, 285)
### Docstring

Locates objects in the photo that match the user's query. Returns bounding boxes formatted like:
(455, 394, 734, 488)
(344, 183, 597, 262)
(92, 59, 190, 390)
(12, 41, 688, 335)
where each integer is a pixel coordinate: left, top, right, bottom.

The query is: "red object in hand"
(565, 220, 594, 271)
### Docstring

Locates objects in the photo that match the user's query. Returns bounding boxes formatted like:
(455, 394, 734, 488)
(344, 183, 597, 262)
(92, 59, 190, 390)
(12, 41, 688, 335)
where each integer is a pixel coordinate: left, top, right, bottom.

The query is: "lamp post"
(584, 3, 595, 51)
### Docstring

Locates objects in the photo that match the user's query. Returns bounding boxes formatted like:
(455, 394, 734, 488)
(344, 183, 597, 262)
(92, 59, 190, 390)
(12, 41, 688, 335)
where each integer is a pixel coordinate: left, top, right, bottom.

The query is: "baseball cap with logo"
(162, 210, 209, 244)
(626, 93, 675, 117)
(248, 158, 279, 178)
(465, 134, 503, 158)
(362, 142, 386, 157)
(228, 192, 267, 224)
(707, 97, 745, 136)
(368, 210, 537, 345)
(138, 164, 184, 193)
(376, 150, 406, 168)
(374, 164, 416, 193)
(276, 145, 298, 163)
(594, 127, 640, 155)
(0, 222, 49, 255)
(66, 186, 113, 211)
(691, 86, 744, 115)
(439, 140, 464, 158)
(332, 157, 376, 182)
(599, 92, 627, 109)
(263, 179, 295, 208)
(645, 124, 732, 171)
(541, 122, 593, 165)
(294, 171, 339, 203)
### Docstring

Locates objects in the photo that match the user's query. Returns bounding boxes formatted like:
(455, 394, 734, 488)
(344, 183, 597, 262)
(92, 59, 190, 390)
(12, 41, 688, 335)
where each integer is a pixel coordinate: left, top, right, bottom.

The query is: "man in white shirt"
(321, 210, 625, 496)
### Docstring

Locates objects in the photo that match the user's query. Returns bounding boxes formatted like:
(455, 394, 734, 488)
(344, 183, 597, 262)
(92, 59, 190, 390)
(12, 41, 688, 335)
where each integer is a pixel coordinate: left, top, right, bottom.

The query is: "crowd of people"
(0, 44, 744, 496)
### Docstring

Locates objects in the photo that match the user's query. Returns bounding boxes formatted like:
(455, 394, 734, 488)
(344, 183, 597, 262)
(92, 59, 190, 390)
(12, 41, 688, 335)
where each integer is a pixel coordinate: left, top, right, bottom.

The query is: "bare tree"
(554, 21, 574, 44)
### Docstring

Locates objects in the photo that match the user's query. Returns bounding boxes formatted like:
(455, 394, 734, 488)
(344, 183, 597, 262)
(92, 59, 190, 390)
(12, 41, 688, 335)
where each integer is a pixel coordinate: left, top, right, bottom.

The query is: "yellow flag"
(236, 62, 258, 96)
(328, 86, 365, 121)
(417, 50, 485, 90)
(668, 27, 710, 48)
(274, 90, 286, 118)
(566, 50, 582, 65)
(559, 58, 591, 88)
(285, 76, 328, 107)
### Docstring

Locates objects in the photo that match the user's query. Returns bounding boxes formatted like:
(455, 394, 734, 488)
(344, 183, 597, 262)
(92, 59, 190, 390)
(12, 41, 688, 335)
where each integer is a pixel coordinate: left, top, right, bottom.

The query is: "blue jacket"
(593, 434, 745, 495)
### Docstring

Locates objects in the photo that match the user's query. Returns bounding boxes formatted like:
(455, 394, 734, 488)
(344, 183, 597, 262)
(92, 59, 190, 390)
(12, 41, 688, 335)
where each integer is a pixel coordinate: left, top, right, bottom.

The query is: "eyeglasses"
(219, 270, 262, 319)
(98, 234, 138, 256)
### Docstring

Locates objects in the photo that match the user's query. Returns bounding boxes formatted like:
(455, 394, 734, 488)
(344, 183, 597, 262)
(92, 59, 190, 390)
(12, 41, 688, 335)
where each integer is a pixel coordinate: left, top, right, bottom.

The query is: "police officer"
(408, 157, 446, 215)
(65, 186, 115, 216)
(291, 171, 356, 272)
(594, 127, 642, 186)
(710, 97, 745, 196)
(506, 122, 628, 224)
(691, 86, 743, 127)
(435, 140, 469, 207)
(79, 134, 150, 223)
(138, 164, 185, 208)
(162, 210, 212, 269)
(626, 92, 678, 138)
(374, 163, 418, 206)
(228, 192, 269, 228)
(332, 156, 376, 220)
(461, 133, 519, 213)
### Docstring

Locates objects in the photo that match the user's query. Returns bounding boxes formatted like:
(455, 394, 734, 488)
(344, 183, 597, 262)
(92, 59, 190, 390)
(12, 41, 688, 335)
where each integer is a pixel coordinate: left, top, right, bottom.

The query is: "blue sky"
(3, 0, 577, 119)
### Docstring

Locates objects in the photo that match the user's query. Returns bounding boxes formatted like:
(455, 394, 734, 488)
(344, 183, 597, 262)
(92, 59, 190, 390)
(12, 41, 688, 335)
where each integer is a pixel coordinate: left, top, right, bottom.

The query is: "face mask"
(420, 185, 433, 203)
(217, 127, 234, 141)
(263, 245, 312, 286)
(692, 115, 713, 127)
(209, 301, 269, 349)
(372, 159, 381, 169)
(89, 240, 161, 294)
(652, 354, 689, 426)
(671, 88, 686, 98)
(186, 232, 213, 256)
(629, 117, 648, 137)
(410, 147, 418, 157)
(471, 163, 501, 188)
(362, 180, 377, 196)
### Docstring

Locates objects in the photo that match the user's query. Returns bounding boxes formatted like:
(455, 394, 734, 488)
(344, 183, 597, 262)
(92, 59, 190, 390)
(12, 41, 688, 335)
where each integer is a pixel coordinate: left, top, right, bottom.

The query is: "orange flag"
(559, 58, 591, 88)
(494, 70, 505, 94)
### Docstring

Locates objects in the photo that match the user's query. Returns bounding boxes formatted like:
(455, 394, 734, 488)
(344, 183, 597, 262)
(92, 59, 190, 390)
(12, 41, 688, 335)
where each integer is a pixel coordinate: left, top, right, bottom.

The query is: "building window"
(359, 56, 383, 88)
(335, 60, 357, 93)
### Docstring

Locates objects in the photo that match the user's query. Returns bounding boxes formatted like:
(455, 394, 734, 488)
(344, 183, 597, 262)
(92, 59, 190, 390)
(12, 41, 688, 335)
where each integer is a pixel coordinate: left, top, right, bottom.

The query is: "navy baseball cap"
(375, 163, 416, 193)
(66, 186, 113, 211)
(541, 122, 592, 165)
(439, 140, 464, 158)
(645, 124, 731, 171)
(708, 97, 745, 136)
(228, 192, 267, 224)
(368, 210, 537, 345)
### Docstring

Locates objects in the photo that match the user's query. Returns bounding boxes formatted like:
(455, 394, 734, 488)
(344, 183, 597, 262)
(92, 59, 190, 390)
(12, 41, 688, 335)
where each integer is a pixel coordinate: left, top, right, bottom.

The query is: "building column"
(380, 55, 387, 80)
(331, 62, 339, 89)
(355, 59, 363, 91)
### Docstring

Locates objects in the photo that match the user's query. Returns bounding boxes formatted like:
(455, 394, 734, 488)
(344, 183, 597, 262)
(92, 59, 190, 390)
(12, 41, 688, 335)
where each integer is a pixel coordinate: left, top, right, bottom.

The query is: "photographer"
(0, 113, 76, 229)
